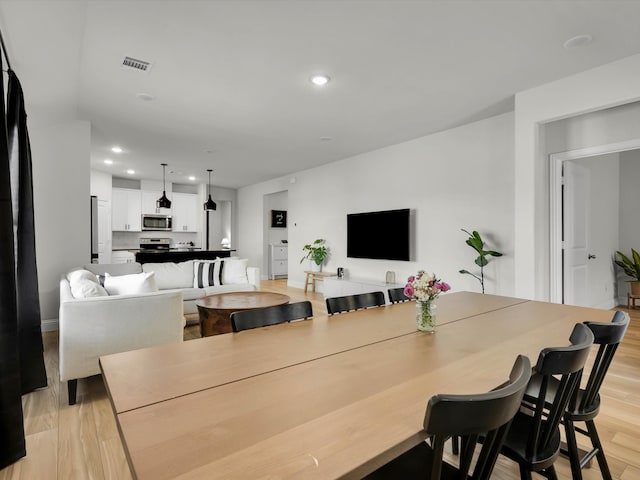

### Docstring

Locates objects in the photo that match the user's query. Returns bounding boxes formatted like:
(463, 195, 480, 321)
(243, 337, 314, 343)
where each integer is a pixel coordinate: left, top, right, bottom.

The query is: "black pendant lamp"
(203, 169, 217, 211)
(157, 163, 172, 209)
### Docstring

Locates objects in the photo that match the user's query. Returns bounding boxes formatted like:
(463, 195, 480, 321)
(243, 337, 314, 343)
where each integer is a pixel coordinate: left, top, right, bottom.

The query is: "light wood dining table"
(99, 292, 614, 480)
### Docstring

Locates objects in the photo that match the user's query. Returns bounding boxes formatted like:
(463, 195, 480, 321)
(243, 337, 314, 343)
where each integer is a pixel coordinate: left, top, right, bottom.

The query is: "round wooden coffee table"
(196, 291, 290, 337)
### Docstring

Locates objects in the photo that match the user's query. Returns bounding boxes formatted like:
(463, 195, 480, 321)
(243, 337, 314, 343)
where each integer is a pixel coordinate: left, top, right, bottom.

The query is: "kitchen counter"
(135, 249, 236, 264)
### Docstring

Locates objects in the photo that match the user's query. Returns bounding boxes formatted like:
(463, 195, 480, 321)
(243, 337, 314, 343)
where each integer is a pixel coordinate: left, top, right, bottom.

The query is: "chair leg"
(545, 465, 559, 480)
(585, 420, 612, 480)
(564, 418, 584, 480)
(451, 435, 459, 455)
(519, 464, 533, 480)
(67, 379, 78, 405)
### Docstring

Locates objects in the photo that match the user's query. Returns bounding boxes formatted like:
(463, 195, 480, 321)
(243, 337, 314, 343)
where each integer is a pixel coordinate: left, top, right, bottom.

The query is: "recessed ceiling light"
(320, 137, 332, 141)
(126, 169, 135, 175)
(563, 34, 593, 49)
(111, 146, 123, 153)
(104, 159, 113, 165)
(136, 93, 155, 101)
(310, 75, 330, 86)
(188, 176, 196, 181)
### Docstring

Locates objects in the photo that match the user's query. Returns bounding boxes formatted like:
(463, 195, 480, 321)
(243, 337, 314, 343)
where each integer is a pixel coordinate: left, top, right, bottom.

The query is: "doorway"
(550, 139, 640, 308)
(263, 191, 289, 280)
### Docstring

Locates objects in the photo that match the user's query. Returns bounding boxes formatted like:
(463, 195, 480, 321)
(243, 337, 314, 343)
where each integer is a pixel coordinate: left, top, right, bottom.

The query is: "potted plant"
(300, 239, 328, 272)
(614, 249, 640, 295)
(459, 229, 503, 294)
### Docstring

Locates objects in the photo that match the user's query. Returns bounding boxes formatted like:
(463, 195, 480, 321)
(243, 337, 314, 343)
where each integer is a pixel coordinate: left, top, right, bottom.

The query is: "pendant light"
(156, 163, 172, 209)
(203, 169, 217, 210)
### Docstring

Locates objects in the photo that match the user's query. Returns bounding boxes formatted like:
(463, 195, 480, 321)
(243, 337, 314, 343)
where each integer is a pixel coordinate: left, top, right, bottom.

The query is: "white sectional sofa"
(59, 258, 260, 404)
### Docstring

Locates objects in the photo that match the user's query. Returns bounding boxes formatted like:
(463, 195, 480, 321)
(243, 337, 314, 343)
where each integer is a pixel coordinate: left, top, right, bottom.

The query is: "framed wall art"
(271, 210, 287, 228)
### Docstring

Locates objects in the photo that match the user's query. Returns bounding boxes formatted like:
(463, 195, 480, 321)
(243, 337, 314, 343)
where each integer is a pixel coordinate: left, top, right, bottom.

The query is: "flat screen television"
(347, 208, 411, 261)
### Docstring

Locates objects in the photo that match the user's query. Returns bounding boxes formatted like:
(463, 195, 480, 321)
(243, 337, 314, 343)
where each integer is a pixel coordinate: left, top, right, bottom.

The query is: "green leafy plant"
(459, 229, 503, 294)
(614, 249, 640, 281)
(300, 239, 328, 266)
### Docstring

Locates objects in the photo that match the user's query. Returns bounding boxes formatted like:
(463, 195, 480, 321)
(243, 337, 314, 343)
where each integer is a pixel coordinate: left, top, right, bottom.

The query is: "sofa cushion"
(203, 283, 256, 296)
(70, 277, 108, 298)
(143, 261, 194, 289)
(104, 271, 159, 295)
(181, 287, 207, 301)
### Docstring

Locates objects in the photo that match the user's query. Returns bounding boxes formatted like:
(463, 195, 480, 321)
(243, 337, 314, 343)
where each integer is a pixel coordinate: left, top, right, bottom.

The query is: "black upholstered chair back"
(388, 287, 410, 304)
(230, 301, 313, 332)
(325, 291, 385, 315)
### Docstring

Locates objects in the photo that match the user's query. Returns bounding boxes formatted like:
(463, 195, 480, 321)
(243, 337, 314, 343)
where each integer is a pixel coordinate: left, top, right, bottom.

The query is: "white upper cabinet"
(112, 188, 141, 231)
(141, 190, 172, 215)
(171, 192, 199, 232)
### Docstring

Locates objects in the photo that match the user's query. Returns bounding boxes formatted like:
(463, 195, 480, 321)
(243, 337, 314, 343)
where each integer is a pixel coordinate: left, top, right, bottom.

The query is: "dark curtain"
(7, 70, 46, 394)
(0, 49, 47, 468)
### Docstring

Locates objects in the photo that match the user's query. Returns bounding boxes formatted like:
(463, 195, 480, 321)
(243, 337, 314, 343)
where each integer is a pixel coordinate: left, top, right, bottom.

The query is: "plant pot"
(310, 261, 322, 273)
(631, 281, 640, 296)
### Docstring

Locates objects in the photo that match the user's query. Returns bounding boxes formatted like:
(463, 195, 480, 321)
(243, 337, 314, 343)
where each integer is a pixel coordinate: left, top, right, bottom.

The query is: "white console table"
(323, 277, 405, 304)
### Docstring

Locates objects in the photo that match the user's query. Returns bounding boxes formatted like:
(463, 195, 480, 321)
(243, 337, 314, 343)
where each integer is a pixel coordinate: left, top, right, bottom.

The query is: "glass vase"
(416, 300, 436, 332)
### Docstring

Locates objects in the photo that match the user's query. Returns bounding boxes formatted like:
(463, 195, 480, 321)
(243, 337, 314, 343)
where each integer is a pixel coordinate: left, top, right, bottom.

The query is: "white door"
(563, 161, 591, 306)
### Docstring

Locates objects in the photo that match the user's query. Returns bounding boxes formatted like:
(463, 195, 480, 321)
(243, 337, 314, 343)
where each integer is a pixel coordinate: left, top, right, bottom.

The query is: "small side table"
(304, 271, 337, 293)
(628, 293, 640, 310)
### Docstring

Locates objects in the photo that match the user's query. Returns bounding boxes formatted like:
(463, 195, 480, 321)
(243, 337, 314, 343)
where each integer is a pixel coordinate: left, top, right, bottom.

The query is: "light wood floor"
(1, 281, 639, 480)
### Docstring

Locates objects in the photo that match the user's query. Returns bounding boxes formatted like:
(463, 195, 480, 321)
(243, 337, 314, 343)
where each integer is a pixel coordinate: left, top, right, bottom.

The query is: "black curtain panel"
(0, 55, 26, 469)
(0, 35, 47, 467)
(7, 70, 47, 394)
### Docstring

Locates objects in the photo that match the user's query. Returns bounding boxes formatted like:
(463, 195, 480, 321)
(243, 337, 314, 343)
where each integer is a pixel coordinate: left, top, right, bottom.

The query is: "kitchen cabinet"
(172, 192, 199, 232)
(269, 244, 288, 279)
(112, 188, 141, 231)
(141, 190, 172, 215)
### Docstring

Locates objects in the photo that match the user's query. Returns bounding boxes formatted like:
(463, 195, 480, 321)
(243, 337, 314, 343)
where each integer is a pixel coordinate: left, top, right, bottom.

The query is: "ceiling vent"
(122, 56, 151, 72)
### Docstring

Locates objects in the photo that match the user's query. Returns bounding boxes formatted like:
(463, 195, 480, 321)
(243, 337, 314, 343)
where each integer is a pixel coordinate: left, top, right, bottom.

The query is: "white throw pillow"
(103, 272, 158, 295)
(222, 258, 249, 285)
(193, 260, 223, 288)
(67, 269, 99, 285)
(70, 278, 108, 298)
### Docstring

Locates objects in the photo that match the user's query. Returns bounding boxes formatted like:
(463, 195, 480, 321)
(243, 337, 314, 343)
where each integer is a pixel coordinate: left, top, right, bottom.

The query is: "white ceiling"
(1, 0, 640, 188)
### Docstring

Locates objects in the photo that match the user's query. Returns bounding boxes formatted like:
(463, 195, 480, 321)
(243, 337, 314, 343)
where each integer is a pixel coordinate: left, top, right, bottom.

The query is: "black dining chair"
(230, 301, 313, 332)
(388, 287, 411, 304)
(523, 310, 629, 480)
(325, 291, 385, 315)
(364, 354, 532, 480)
(497, 322, 594, 480)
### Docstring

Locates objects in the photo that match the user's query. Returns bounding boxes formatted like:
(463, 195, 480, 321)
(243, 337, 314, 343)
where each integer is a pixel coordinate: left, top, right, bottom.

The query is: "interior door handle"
(588, 254, 596, 259)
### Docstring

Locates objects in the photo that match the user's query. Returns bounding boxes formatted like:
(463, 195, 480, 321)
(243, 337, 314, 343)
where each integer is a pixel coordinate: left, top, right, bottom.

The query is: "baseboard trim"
(42, 318, 59, 332)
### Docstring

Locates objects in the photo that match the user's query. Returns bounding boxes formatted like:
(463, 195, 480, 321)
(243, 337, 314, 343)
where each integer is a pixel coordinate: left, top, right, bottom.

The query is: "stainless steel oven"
(141, 214, 172, 231)
(139, 238, 171, 250)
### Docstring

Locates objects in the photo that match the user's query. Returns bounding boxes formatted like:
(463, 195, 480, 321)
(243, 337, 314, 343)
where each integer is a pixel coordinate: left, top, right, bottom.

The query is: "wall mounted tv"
(347, 208, 411, 261)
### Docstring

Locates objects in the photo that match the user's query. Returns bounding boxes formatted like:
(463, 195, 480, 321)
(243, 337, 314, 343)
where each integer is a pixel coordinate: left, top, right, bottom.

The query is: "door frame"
(549, 138, 640, 303)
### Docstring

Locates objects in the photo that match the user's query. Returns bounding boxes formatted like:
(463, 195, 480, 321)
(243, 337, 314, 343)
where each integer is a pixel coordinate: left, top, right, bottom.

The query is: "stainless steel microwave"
(141, 214, 173, 231)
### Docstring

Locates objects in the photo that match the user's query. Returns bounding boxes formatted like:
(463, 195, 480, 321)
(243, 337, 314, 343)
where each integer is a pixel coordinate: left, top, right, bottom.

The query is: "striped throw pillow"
(193, 260, 224, 288)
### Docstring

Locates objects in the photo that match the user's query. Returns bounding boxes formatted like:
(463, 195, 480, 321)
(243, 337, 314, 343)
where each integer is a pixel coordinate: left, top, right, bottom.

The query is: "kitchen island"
(135, 249, 236, 264)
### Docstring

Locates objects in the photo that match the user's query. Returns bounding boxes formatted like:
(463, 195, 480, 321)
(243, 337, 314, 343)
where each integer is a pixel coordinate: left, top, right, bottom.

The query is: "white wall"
(238, 112, 515, 295)
(32, 120, 91, 327)
(515, 53, 640, 300)
(619, 150, 640, 301)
